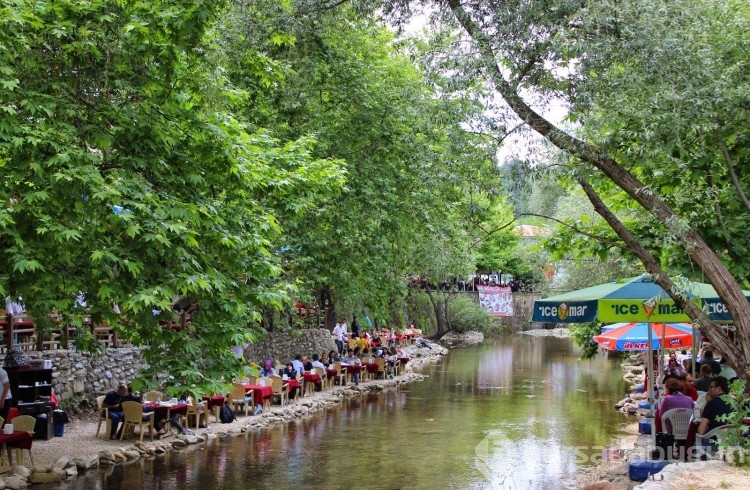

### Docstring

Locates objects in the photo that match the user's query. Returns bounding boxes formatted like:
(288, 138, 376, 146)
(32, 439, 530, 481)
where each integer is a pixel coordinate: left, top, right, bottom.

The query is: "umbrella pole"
(647, 325, 656, 450)
(692, 324, 697, 379)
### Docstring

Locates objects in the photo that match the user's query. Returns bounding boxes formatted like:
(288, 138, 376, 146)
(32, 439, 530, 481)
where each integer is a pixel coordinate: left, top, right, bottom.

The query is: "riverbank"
(0, 340, 447, 488)
(574, 352, 750, 489)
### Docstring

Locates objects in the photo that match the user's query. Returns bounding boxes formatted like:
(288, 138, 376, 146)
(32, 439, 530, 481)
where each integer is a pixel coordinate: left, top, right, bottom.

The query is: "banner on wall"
(477, 285, 514, 317)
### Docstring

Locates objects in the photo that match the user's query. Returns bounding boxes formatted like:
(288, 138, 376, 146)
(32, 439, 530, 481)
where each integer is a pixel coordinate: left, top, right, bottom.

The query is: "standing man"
(332, 320, 347, 355)
(0, 365, 12, 424)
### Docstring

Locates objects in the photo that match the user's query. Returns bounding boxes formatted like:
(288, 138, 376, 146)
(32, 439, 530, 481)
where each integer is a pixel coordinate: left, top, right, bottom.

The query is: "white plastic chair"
(661, 408, 694, 442)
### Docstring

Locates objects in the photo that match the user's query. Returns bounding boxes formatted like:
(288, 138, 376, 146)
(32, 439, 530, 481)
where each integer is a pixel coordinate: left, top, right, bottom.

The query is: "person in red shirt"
(683, 374, 699, 401)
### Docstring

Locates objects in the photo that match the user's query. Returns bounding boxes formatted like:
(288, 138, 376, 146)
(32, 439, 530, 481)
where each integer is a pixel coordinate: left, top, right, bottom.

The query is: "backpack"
(219, 404, 236, 423)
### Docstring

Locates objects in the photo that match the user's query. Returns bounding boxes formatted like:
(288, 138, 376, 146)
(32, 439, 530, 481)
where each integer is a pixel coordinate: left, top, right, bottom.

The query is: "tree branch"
(721, 140, 750, 214)
(577, 176, 741, 365)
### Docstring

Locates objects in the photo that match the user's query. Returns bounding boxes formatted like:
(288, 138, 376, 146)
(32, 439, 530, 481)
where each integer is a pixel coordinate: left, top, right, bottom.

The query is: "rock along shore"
(2, 340, 447, 489)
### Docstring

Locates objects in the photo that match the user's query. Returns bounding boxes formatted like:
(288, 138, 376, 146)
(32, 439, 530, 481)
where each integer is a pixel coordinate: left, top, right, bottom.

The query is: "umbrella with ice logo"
(531, 274, 750, 324)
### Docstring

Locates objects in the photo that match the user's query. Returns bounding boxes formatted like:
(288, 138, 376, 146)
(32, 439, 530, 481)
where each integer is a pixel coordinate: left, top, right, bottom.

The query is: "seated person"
(657, 378, 694, 433)
(663, 358, 685, 379)
(719, 358, 738, 381)
(103, 384, 128, 439)
(291, 355, 305, 376)
(683, 375, 699, 401)
(259, 359, 276, 377)
(693, 364, 713, 393)
(697, 376, 733, 455)
(310, 354, 326, 391)
(342, 349, 362, 385)
(279, 362, 299, 399)
(327, 349, 340, 365)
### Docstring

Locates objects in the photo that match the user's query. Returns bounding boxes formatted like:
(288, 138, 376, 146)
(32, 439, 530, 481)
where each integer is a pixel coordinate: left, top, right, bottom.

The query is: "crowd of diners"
(653, 345, 745, 458)
(100, 325, 426, 440)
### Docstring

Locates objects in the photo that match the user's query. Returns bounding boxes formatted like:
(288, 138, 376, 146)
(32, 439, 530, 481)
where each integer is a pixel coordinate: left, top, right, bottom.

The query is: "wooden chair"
(144, 391, 166, 402)
(120, 401, 154, 442)
(374, 357, 386, 379)
(269, 375, 288, 406)
(332, 362, 348, 386)
(230, 382, 252, 417)
(257, 378, 273, 409)
(96, 395, 111, 439)
(183, 397, 207, 430)
(246, 376, 257, 386)
(11, 415, 36, 466)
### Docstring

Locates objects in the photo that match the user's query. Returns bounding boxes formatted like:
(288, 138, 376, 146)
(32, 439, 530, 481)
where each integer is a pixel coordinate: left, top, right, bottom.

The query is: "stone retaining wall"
(242, 328, 337, 365)
(24, 349, 148, 404)
(6, 330, 336, 406)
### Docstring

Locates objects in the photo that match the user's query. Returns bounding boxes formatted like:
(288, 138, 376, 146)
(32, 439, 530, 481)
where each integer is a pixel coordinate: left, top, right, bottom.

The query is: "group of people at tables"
(101, 384, 194, 440)
(254, 342, 409, 400)
(653, 349, 744, 459)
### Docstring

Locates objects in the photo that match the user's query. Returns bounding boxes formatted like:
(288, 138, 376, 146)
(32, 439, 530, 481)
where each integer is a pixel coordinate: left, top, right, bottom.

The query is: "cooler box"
(628, 457, 670, 481)
(635, 384, 644, 393)
(637, 400, 651, 410)
(53, 410, 69, 437)
(638, 418, 652, 434)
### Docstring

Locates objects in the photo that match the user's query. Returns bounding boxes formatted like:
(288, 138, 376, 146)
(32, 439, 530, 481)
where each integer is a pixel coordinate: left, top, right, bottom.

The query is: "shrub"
(447, 295, 506, 334)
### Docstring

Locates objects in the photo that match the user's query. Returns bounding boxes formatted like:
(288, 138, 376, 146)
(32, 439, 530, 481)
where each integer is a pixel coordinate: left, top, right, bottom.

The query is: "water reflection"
(48, 335, 629, 489)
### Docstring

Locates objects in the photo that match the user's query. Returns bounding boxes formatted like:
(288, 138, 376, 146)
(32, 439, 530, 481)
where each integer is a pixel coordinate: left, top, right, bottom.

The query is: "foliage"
(446, 294, 506, 335)
(0, 0, 344, 392)
(716, 379, 750, 465)
(568, 322, 601, 361)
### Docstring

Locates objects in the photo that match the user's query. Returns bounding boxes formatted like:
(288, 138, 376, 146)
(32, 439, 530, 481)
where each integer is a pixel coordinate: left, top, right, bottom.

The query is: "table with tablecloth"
(244, 384, 274, 406)
(0, 430, 33, 467)
(143, 402, 188, 423)
(362, 362, 379, 376)
(202, 395, 225, 423)
(342, 364, 361, 375)
(302, 373, 322, 395)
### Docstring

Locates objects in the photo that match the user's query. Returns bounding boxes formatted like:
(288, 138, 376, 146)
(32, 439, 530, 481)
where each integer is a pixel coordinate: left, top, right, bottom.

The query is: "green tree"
(218, 1, 500, 328)
(374, 0, 750, 379)
(0, 0, 343, 393)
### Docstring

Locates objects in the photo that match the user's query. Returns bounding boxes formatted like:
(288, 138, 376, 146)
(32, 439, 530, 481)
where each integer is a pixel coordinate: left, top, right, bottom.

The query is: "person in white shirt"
(332, 321, 347, 355)
(291, 355, 305, 376)
(311, 354, 326, 373)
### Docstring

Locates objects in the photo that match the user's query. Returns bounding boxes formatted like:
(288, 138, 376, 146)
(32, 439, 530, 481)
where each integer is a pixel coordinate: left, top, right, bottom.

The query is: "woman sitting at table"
(657, 378, 695, 433)
(327, 349, 340, 365)
(321, 351, 330, 367)
(279, 362, 299, 399)
(259, 359, 276, 377)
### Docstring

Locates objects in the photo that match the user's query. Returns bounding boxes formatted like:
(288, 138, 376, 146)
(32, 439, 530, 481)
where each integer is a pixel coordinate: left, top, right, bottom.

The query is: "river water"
(51, 335, 630, 489)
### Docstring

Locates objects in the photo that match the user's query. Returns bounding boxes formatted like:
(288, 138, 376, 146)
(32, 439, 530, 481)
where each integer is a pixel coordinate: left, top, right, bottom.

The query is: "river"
(50, 334, 630, 489)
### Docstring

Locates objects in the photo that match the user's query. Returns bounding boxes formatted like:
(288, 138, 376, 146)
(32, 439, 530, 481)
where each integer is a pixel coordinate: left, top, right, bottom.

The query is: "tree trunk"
(424, 287, 448, 335)
(447, 0, 750, 380)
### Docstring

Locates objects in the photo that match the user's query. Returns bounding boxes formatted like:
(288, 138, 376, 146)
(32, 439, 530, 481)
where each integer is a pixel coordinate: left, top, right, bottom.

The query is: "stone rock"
(12, 466, 31, 478)
(71, 454, 99, 470)
(65, 466, 78, 477)
(121, 450, 140, 461)
(97, 450, 115, 462)
(171, 438, 188, 449)
(3, 475, 28, 490)
(28, 472, 64, 484)
(440, 331, 484, 347)
(53, 455, 71, 472)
